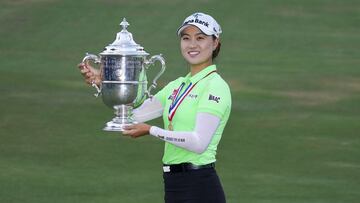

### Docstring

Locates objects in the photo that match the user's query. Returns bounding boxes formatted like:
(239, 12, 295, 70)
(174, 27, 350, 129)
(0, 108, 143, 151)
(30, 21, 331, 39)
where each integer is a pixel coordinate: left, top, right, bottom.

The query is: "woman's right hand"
(77, 61, 101, 86)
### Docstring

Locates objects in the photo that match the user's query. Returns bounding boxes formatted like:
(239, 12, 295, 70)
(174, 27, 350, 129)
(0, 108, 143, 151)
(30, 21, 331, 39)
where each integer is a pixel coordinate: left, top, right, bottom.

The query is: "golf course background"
(0, 0, 359, 202)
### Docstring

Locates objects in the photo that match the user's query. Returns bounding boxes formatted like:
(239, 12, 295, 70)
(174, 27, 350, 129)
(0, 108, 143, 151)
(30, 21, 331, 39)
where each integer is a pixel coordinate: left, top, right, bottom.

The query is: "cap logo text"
(184, 18, 209, 27)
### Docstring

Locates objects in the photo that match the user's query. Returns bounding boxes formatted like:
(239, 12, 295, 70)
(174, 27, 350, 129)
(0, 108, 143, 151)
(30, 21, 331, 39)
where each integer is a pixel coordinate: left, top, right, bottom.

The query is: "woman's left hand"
(122, 123, 151, 138)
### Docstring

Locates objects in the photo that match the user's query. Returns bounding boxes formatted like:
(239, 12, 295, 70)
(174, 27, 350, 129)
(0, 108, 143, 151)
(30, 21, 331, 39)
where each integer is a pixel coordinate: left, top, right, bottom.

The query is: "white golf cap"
(177, 12, 222, 38)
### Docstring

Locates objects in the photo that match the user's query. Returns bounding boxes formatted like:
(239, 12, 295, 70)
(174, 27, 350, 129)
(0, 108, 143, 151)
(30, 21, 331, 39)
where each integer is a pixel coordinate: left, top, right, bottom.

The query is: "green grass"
(1, 0, 359, 202)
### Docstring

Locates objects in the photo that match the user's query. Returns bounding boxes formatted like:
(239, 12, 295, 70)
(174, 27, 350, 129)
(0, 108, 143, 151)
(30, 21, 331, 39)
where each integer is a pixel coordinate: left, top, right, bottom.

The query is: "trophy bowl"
(101, 83, 142, 108)
(82, 18, 165, 131)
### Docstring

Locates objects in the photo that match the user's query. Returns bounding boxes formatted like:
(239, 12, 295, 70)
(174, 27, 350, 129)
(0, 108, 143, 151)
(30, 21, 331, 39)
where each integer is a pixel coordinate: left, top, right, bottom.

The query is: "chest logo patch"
(188, 93, 198, 99)
(168, 89, 179, 100)
(209, 94, 220, 103)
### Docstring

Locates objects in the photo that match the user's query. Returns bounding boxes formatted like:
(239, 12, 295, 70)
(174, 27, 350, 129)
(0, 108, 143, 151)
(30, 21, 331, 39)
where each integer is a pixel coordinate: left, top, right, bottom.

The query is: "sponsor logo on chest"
(168, 89, 179, 100)
(168, 89, 198, 100)
(187, 93, 198, 99)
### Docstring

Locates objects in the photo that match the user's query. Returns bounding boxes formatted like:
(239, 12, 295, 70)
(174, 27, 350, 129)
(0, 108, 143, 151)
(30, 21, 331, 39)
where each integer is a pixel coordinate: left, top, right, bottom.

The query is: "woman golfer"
(79, 12, 231, 203)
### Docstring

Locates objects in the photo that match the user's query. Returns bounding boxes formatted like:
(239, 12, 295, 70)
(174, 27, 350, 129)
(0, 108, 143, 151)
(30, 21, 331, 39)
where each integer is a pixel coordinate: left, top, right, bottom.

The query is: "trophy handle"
(82, 53, 102, 97)
(144, 54, 166, 99)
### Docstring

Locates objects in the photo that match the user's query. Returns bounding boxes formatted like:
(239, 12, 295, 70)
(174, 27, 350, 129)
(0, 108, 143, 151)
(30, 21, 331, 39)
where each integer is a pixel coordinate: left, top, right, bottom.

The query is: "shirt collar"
(183, 65, 217, 84)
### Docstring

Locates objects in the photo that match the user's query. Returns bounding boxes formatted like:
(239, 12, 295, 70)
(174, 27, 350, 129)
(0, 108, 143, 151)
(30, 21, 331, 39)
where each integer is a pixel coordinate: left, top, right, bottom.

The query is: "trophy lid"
(101, 18, 149, 56)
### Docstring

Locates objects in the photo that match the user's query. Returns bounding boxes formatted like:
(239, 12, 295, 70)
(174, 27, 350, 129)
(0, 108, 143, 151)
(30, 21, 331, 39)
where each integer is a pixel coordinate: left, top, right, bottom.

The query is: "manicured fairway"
(1, 0, 359, 202)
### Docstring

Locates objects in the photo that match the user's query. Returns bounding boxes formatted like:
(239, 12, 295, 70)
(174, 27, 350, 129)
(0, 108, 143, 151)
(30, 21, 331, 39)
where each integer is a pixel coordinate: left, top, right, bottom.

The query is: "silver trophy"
(82, 18, 166, 131)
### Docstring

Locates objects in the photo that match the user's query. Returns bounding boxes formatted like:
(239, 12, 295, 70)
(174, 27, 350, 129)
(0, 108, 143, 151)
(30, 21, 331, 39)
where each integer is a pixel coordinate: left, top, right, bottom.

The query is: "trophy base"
(103, 117, 138, 132)
(103, 105, 137, 132)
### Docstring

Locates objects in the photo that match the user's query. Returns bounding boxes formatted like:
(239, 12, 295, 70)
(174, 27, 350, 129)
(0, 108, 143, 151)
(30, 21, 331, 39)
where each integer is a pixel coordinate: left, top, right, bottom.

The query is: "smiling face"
(180, 25, 219, 72)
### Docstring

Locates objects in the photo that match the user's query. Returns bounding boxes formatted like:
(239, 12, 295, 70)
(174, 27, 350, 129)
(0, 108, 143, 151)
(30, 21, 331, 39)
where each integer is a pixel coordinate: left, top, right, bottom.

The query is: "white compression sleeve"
(149, 112, 221, 154)
(133, 97, 164, 123)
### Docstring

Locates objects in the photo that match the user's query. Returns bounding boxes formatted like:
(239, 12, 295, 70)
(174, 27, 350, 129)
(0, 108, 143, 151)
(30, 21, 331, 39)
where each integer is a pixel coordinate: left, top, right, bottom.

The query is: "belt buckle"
(163, 166, 170, 172)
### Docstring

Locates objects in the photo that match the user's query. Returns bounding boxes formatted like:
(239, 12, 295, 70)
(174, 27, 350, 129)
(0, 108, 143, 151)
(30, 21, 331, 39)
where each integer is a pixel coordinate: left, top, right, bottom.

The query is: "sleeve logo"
(209, 94, 220, 103)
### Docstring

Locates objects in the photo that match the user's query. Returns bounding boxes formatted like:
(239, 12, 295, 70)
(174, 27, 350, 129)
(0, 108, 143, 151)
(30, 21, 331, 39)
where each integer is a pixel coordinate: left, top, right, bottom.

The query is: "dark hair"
(212, 36, 221, 59)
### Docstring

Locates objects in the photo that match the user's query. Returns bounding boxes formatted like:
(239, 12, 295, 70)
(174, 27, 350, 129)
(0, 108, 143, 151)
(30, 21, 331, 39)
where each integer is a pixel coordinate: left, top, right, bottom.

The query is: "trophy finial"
(120, 18, 129, 31)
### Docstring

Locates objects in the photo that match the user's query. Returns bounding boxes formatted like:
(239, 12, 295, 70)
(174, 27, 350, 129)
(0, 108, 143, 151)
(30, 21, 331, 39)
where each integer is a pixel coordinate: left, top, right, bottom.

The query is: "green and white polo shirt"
(154, 65, 232, 165)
